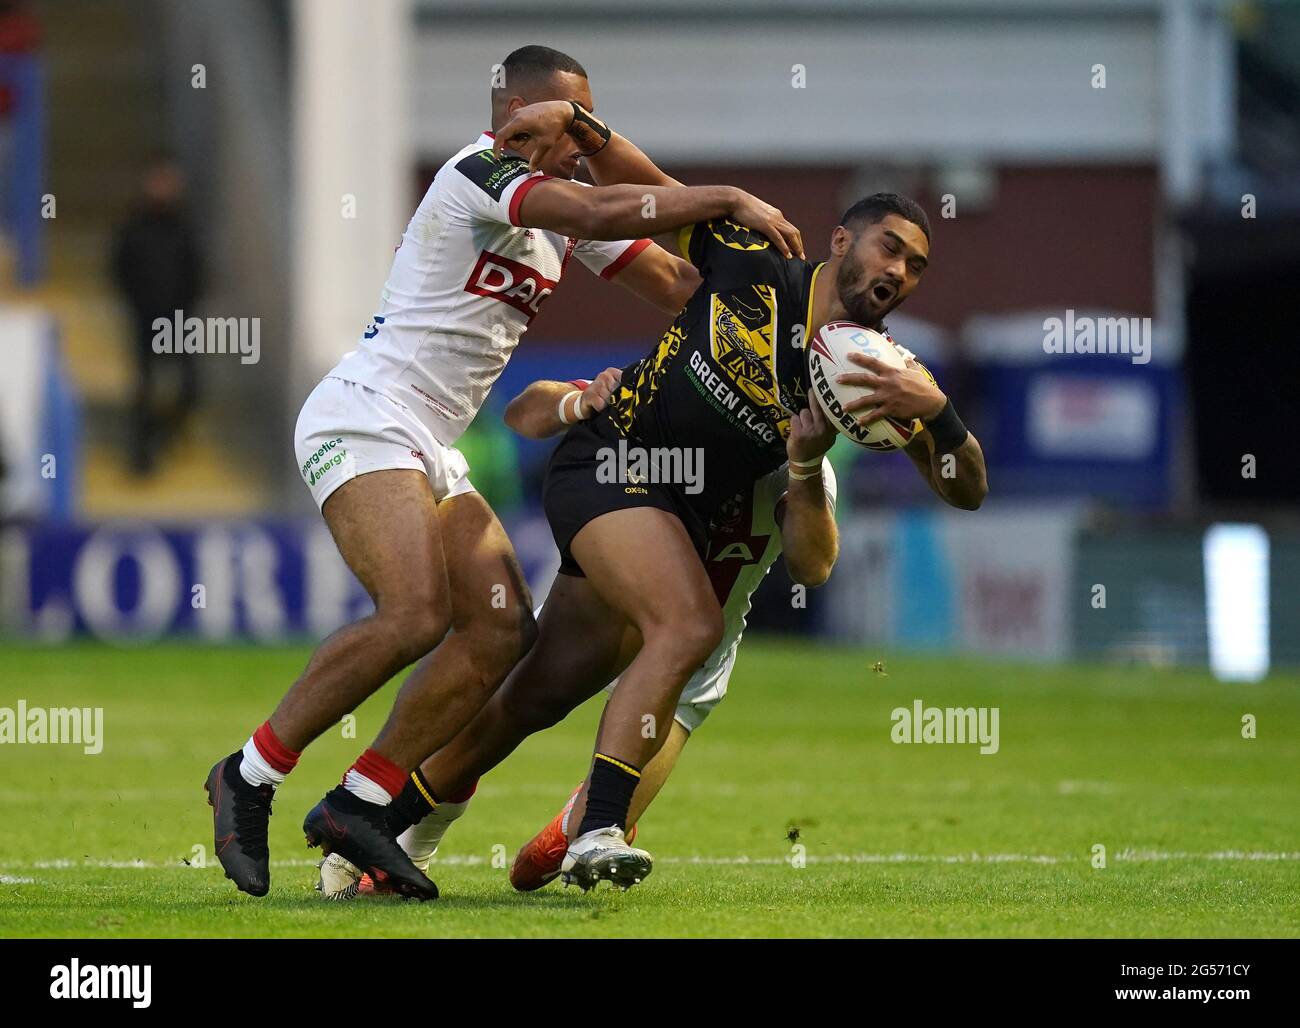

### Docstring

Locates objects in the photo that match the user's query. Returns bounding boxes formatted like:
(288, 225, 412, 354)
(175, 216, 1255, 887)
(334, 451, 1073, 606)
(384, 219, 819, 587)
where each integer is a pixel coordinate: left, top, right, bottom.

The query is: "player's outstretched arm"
(778, 401, 840, 588)
(520, 178, 803, 258)
(496, 101, 802, 255)
(502, 370, 623, 439)
(493, 100, 683, 187)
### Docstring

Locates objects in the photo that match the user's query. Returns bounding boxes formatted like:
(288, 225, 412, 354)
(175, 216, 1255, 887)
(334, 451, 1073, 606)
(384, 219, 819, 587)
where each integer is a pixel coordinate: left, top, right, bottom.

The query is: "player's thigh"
(434, 490, 533, 637)
(321, 468, 449, 616)
(569, 507, 721, 638)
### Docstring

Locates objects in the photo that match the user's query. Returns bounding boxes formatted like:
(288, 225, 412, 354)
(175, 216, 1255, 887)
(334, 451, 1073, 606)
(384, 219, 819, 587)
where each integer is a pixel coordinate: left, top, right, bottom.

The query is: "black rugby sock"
(388, 768, 438, 836)
(576, 753, 641, 836)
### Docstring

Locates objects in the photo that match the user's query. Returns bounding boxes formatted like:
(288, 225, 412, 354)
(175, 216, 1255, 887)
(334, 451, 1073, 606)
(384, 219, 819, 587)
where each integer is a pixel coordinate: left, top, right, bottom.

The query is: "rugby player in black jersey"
(381, 172, 988, 888)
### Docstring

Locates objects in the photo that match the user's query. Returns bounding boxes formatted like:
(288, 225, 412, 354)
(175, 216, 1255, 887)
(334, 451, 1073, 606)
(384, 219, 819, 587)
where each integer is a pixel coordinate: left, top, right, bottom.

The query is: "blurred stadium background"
(2, 0, 1298, 677)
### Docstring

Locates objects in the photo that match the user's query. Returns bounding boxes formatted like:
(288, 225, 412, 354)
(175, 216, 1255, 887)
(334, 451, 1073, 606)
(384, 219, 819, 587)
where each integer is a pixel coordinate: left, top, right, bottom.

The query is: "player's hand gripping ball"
(807, 322, 944, 451)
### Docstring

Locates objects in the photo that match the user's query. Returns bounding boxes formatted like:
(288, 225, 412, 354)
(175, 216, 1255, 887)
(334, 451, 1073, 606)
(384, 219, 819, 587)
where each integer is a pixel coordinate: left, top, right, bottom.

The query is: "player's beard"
(835, 248, 895, 328)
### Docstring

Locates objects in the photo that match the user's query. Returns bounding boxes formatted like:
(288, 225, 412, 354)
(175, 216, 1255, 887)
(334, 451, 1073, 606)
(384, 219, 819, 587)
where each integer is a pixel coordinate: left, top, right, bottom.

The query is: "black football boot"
(302, 785, 439, 901)
(204, 753, 274, 897)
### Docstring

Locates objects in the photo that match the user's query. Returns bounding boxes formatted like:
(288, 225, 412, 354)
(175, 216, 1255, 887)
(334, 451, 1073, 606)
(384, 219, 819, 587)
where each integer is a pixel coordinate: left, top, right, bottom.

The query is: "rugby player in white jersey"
(204, 44, 805, 900)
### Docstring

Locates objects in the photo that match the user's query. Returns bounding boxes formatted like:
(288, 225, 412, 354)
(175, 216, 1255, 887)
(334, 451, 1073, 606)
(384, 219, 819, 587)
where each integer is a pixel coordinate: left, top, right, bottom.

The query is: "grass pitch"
(1, 639, 1298, 937)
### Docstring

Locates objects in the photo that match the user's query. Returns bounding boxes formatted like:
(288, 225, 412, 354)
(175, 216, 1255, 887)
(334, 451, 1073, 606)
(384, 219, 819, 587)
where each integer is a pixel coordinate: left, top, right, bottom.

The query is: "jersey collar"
(805, 261, 826, 334)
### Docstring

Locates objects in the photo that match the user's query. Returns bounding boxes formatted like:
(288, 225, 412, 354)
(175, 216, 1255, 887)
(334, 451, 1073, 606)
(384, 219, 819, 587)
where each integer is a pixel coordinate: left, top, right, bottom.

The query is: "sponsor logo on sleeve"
(454, 150, 530, 201)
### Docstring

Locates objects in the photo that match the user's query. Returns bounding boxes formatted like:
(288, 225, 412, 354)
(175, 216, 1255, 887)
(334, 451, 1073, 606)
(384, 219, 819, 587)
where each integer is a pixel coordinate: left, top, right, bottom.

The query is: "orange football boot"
(510, 808, 569, 891)
(509, 788, 640, 892)
(356, 872, 396, 895)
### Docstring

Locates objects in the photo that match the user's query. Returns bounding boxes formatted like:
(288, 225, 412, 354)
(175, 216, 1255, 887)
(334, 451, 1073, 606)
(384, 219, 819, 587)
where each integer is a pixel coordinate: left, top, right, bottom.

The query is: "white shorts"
(672, 653, 733, 734)
(294, 376, 476, 509)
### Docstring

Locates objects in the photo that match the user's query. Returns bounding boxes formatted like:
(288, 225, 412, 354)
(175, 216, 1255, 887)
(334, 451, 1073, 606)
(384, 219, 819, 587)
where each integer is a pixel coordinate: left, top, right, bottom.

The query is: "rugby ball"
(807, 321, 922, 452)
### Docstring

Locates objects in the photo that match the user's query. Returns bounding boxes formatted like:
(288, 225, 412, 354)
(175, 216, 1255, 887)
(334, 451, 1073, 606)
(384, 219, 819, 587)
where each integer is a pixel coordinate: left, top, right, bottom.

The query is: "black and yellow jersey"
(607, 218, 822, 515)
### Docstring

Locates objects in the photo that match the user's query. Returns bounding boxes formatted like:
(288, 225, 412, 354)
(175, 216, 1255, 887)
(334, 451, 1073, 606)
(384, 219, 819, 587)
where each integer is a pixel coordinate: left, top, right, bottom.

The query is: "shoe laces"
(233, 782, 274, 857)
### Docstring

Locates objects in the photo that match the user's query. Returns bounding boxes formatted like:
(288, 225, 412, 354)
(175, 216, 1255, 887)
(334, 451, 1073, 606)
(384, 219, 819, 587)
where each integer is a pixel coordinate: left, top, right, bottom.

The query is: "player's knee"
(682, 613, 725, 666)
(378, 600, 451, 665)
(522, 685, 576, 732)
(648, 605, 724, 671)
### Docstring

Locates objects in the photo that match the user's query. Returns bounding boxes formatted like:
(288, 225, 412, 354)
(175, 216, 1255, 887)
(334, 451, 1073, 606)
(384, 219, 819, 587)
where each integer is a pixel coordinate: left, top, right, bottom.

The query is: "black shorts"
(542, 412, 709, 577)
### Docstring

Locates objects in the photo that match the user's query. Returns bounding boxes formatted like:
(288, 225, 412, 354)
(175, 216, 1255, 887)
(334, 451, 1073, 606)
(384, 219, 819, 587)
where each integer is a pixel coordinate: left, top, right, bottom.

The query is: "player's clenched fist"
(558, 367, 623, 425)
(580, 367, 623, 416)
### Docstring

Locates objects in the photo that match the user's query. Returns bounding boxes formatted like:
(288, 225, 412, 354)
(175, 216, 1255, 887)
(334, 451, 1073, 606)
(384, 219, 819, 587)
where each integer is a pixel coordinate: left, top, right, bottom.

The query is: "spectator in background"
(0, 0, 41, 254)
(111, 157, 203, 475)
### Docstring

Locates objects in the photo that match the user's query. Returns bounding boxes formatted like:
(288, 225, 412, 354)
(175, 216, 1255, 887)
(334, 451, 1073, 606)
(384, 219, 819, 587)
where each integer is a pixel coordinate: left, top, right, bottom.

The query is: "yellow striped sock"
(409, 770, 438, 810)
(594, 752, 641, 778)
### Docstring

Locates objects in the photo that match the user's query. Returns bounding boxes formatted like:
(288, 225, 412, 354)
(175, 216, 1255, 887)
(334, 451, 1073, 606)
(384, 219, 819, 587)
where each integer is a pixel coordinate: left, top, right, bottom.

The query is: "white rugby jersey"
(694, 457, 839, 682)
(328, 132, 650, 446)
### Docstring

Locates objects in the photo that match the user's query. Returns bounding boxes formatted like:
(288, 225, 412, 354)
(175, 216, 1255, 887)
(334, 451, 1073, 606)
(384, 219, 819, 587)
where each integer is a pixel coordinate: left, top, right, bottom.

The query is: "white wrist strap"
(789, 465, 823, 481)
(558, 390, 584, 425)
(788, 457, 822, 471)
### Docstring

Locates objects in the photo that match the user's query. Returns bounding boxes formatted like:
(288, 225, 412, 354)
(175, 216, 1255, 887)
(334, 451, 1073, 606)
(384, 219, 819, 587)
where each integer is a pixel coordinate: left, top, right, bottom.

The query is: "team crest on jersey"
(709, 286, 790, 438)
(464, 250, 557, 319)
(454, 150, 530, 201)
(711, 491, 747, 536)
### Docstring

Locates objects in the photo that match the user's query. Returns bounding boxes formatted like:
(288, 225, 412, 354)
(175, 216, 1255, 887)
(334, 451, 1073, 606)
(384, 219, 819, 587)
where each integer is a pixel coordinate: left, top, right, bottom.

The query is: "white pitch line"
(9, 850, 1300, 872)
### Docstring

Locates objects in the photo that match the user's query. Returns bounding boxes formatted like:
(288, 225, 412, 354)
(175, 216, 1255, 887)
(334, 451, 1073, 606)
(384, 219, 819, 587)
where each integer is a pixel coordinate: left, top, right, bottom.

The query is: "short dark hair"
(840, 192, 931, 242)
(500, 45, 587, 88)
